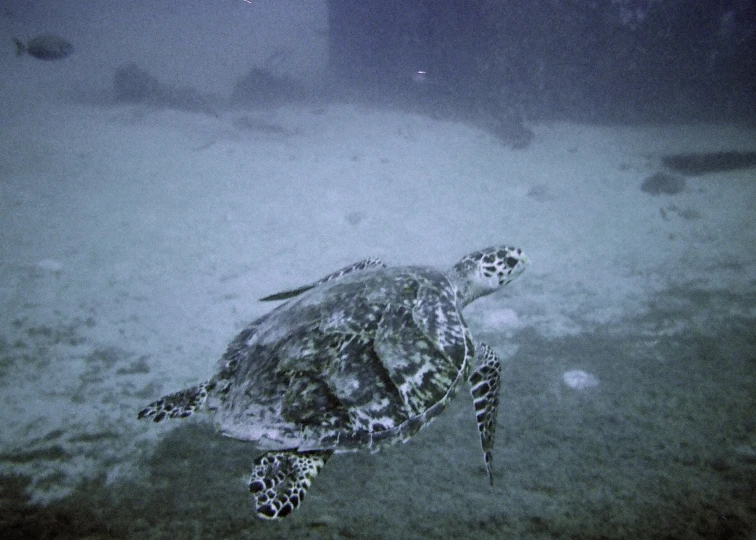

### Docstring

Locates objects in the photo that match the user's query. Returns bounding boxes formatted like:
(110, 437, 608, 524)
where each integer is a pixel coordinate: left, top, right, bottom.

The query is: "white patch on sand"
(562, 370, 600, 390)
(36, 259, 63, 272)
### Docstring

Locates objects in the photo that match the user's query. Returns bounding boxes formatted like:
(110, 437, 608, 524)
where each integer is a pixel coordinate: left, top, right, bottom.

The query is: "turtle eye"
(505, 257, 519, 268)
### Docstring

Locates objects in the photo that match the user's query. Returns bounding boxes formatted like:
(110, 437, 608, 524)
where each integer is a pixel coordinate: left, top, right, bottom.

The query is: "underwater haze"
(1, 0, 755, 538)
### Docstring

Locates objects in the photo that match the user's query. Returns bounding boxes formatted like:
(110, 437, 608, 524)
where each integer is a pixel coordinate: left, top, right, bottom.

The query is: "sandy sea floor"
(1, 97, 755, 539)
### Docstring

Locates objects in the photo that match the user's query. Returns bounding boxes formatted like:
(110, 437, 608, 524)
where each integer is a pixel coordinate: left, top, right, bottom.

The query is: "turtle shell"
(208, 265, 474, 452)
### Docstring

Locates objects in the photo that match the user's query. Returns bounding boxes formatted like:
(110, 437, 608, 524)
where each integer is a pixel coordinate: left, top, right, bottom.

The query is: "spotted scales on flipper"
(249, 450, 332, 520)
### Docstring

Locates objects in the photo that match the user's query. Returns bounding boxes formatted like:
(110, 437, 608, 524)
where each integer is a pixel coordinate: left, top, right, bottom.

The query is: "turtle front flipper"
(259, 258, 385, 301)
(249, 450, 333, 519)
(469, 343, 501, 486)
(137, 382, 212, 422)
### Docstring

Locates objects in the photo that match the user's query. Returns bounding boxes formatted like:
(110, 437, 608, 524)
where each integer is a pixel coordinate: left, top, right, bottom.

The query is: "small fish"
(13, 34, 73, 61)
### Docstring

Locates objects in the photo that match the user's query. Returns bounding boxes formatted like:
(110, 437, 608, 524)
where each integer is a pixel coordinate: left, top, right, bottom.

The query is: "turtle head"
(450, 246, 528, 306)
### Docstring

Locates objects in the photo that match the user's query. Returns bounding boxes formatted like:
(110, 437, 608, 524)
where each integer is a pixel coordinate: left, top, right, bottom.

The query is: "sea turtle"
(137, 245, 528, 519)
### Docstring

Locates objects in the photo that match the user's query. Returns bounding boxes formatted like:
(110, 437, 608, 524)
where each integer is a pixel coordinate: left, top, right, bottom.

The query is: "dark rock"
(662, 151, 756, 175)
(641, 171, 686, 195)
(113, 63, 161, 103)
(113, 63, 218, 115)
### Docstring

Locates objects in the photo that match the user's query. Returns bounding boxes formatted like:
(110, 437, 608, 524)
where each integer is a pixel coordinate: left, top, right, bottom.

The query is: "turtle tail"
(137, 381, 212, 422)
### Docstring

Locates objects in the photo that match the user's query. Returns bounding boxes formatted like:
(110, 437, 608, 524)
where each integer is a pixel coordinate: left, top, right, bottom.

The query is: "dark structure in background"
(327, 0, 756, 125)
(328, 0, 535, 147)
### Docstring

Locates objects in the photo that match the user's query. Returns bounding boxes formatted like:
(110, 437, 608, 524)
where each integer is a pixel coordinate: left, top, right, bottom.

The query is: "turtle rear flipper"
(469, 343, 501, 486)
(259, 258, 385, 301)
(136, 382, 212, 422)
(250, 450, 333, 519)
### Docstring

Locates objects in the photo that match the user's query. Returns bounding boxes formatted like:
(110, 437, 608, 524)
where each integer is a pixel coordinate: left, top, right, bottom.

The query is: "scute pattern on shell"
(210, 266, 472, 452)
